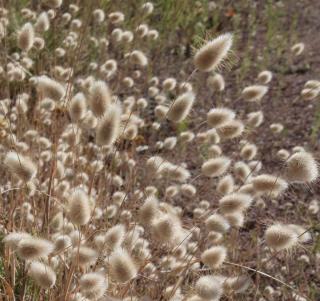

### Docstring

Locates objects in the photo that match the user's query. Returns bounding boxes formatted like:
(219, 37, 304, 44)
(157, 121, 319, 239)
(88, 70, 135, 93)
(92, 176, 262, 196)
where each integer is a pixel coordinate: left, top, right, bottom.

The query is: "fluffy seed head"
(72, 246, 98, 266)
(50, 212, 63, 232)
(291, 42, 304, 56)
(205, 213, 230, 233)
(208, 145, 222, 158)
(152, 214, 177, 243)
(194, 33, 233, 72)
(219, 193, 252, 214)
(162, 78, 177, 91)
(201, 156, 231, 177)
(216, 119, 244, 139)
(130, 50, 148, 66)
(17, 237, 53, 260)
(18, 22, 34, 51)
(181, 184, 196, 197)
(217, 174, 234, 195)
(139, 195, 159, 225)
(141, 2, 154, 15)
(167, 92, 195, 122)
(28, 261, 56, 288)
(68, 189, 91, 225)
(285, 152, 318, 183)
(265, 224, 298, 251)
(109, 249, 137, 283)
(96, 103, 122, 146)
(54, 235, 71, 254)
(224, 275, 251, 293)
(207, 73, 225, 92)
(36, 76, 65, 101)
(207, 108, 235, 128)
(304, 80, 320, 90)
(3, 232, 31, 249)
(195, 275, 223, 300)
(234, 161, 251, 181)
(46, 0, 63, 8)
(242, 85, 268, 102)
(105, 224, 126, 251)
(69, 93, 87, 122)
(108, 12, 125, 24)
(4, 151, 37, 181)
(247, 111, 264, 128)
(93, 9, 105, 23)
(301, 88, 319, 100)
(35, 12, 50, 32)
(252, 174, 288, 196)
(308, 199, 319, 214)
(270, 123, 284, 134)
(89, 81, 111, 117)
(257, 70, 272, 84)
(288, 224, 311, 243)
(79, 272, 108, 299)
(201, 245, 227, 269)
(224, 212, 245, 228)
(240, 143, 257, 160)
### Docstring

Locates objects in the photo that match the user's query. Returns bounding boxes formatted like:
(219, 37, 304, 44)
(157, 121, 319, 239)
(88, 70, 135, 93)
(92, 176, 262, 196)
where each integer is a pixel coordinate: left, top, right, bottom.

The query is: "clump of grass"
(0, 1, 318, 300)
